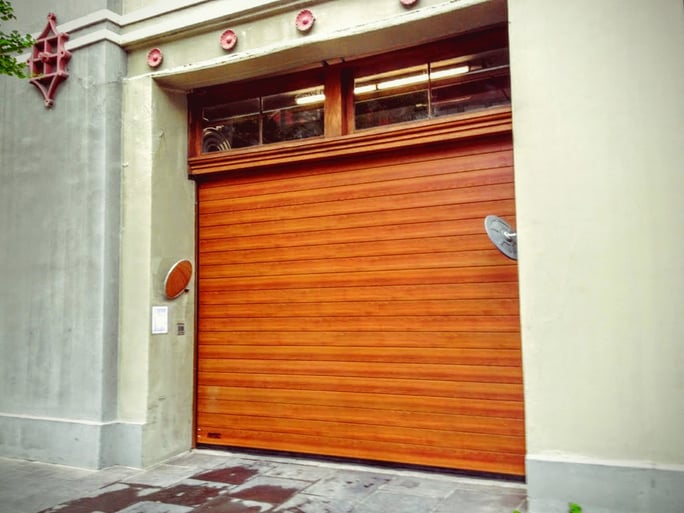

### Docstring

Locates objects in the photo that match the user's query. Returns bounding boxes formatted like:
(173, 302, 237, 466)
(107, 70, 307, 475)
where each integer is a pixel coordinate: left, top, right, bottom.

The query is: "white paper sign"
(151, 306, 169, 334)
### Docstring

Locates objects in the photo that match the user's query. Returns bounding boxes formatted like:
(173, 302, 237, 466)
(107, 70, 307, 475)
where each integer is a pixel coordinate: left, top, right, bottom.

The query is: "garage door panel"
(199, 282, 518, 305)
(197, 428, 522, 475)
(199, 233, 506, 267)
(200, 250, 510, 280)
(198, 372, 523, 401)
(199, 265, 519, 293)
(198, 360, 521, 384)
(199, 215, 515, 252)
(200, 315, 520, 333)
(198, 413, 524, 455)
(197, 135, 524, 475)
(198, 345, 520, 366)
(199, 167, 514, 223)
(202, 194, 514, 231)
(198, 331, 521, 349)
(199, 197, 514, 242)
(200, 298, 519, 317)
(198, 387, 523, 419)
(199, 399, 524, 436)
(199, 183, 515, 237)
(198, 143, 513, 205)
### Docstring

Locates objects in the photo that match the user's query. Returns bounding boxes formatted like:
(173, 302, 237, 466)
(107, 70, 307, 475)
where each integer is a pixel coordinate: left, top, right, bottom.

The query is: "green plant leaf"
(0, 0, 35, 78)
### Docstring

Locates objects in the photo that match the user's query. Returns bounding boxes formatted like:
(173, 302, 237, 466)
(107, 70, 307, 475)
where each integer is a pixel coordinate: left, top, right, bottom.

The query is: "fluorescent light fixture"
(295, 93, 325, 105)
(356, 65, 471, 95)
(353, 84, 377, 95)
(296, 65, 473, 103)
(430, 64, 470, 80)
(377, 72, 428, 90)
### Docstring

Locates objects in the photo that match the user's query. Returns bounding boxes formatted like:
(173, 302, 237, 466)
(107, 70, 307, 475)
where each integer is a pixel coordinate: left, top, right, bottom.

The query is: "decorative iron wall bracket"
(27, 13, 71, 108)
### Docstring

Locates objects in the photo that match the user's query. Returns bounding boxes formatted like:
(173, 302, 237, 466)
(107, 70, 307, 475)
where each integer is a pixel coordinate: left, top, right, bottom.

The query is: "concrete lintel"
(152, 0, 507, 90)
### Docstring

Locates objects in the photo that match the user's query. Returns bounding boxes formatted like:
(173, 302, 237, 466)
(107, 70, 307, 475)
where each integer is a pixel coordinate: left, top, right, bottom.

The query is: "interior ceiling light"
(353, 84, 377, 95)
(377, 72, 428, 90)
(295, 65, 474, 103)
(429, 64, 470, 80)
(295, 92, 326, 105)
(356, 64, 470, 95)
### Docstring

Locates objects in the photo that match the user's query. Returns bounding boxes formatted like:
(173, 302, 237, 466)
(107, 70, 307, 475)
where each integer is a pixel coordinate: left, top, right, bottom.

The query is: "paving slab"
(301, 469, 390, 501)
(124, 464, 199, 487)
(0, 450, 527, 513)
(354, 490, 444, 513)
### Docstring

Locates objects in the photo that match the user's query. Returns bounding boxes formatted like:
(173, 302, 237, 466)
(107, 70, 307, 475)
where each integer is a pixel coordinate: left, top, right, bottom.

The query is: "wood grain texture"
(196, 131, 524, 475)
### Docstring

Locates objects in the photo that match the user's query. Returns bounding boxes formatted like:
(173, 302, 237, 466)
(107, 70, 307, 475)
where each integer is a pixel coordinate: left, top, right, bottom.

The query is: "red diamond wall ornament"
(27, 13, 72, 108)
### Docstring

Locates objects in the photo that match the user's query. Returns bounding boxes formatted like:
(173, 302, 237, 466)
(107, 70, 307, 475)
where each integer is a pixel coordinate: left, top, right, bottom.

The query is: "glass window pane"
(202, 115, 261, 152)
(430, 50, 510, 117)
(204, 98, 260, 122)
(431, 75, 510, 117)
(262, 86, 324, 144)
(354, 65, 429, 130)
(353, 50, 510, 131)
(200, 86, 324, 153)
(202, 98, 261, 153)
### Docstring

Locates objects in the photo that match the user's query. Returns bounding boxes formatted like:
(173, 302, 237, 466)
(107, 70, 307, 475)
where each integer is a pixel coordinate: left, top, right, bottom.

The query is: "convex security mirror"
(484, 215, 517, 260)
(164, 259, 193, 299)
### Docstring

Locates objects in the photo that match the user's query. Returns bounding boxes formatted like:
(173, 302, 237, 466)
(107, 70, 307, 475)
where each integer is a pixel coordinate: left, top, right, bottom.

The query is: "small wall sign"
(151, 306, 169, 334)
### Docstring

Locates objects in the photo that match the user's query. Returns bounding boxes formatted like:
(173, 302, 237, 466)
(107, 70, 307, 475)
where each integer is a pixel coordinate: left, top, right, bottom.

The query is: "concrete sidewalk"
(0, 449, 527, 513)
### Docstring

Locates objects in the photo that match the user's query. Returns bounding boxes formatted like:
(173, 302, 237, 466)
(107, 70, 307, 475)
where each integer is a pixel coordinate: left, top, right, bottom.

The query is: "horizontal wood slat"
(200, 250, 511, 280)
(198, 331, 521, 349)
(199, 282, 519, 305)
(197, 386, 524, 419)
(198, 373, 523, 401)
(199, 413, 524, 454)
(199, 232, 513, 267)
(200, 266, 519, 291)
(199, 166, 514, 217)
(199, 315, 520, 333)
(195, 427, 522, 475)
(198, 359, 522, 383)
(199, 184, 515, 238)
(198, 345, 521, 366)
(200, 299, 520, 317)
(199, 217, 517, 254)
(196, 131, 524, 475)
(199, 399, 524, 436)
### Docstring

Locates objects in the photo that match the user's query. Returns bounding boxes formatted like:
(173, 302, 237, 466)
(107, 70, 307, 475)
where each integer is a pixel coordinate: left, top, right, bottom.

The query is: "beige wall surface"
(510, 0, 684, 465)
(120, 75, 194, 465)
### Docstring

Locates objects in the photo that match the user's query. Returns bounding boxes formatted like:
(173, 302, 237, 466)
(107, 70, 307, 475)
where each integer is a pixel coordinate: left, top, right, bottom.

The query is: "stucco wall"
(509, 0, 684, 510)
(0, 2, 126, 467)
(10, 0, 121, 29)
(119, 76, 194, 467)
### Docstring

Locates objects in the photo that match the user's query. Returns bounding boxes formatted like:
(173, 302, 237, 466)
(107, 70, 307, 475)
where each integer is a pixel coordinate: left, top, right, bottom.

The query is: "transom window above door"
(189, 25, 510, 156)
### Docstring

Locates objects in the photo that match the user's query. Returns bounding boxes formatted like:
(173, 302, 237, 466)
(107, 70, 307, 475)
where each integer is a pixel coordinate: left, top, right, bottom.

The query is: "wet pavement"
(0, 449, 527, 513)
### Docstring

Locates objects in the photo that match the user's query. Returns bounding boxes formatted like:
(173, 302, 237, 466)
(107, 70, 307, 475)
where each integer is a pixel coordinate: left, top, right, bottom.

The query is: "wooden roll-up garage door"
(196, 133, 524, 476)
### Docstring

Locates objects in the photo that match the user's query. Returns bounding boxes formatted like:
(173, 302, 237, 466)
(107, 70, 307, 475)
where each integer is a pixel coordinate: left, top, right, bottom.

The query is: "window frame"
(188, 25, 510, 170)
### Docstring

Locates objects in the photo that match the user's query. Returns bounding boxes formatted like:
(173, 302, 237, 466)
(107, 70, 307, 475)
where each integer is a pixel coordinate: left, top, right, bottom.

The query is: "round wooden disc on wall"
(164, 259, 193, 299)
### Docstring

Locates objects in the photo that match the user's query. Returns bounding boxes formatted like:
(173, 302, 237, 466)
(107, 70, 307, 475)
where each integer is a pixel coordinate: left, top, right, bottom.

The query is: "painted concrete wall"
(509, 0, 684, 511)
(0, 1, 126, 467)
(119, 75, 194, 467)
(10, 0, 121, 29)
